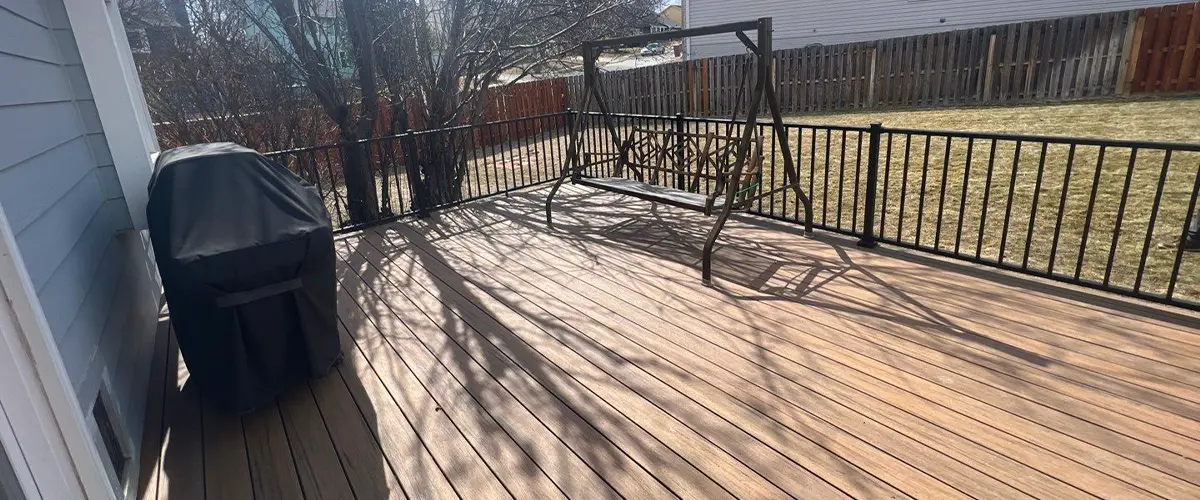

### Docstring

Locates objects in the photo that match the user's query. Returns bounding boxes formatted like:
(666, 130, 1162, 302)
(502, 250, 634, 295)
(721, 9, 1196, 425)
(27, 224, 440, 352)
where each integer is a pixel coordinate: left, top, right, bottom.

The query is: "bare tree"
(125, 0, 325, 152)
(376, 0, 656, 206)
(134, 0, 654, 221)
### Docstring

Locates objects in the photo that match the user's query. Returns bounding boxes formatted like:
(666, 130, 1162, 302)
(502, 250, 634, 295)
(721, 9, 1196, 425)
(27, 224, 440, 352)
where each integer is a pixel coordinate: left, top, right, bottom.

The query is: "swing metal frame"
(545, 17, 814, 285)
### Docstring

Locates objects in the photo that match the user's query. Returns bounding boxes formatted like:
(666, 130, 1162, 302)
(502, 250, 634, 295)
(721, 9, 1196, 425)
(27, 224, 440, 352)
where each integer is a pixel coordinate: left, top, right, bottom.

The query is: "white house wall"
(685, 0, 1189, 58)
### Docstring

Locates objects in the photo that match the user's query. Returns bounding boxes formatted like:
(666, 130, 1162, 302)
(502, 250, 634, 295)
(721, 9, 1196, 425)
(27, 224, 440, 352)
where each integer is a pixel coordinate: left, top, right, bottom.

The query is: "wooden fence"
(564, 3, 1199, 116)
(1129, 2, 1200, 92)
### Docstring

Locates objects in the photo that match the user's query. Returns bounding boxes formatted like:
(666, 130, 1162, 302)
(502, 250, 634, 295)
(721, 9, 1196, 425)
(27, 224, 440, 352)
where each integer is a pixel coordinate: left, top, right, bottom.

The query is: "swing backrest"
(617, 127, 763, 182)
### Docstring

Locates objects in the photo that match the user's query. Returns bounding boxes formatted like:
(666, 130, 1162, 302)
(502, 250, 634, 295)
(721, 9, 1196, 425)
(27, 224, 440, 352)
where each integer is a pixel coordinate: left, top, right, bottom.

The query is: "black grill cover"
(147, 143, 341, 413)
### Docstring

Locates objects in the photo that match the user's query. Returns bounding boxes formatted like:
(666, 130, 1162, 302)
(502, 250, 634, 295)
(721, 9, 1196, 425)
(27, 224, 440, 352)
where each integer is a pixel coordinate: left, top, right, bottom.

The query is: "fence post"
(858, 122, 883, 248)
(674, 112, 686, 189)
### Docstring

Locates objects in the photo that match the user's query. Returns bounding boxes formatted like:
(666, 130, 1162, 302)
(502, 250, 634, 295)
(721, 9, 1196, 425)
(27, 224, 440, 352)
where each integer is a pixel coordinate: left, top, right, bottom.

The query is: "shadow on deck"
(138, 184, 1200, 500)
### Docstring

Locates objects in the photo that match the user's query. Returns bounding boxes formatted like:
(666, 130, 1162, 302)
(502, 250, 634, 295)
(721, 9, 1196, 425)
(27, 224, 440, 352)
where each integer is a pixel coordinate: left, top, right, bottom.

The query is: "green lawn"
(754, 95, 1200, 302)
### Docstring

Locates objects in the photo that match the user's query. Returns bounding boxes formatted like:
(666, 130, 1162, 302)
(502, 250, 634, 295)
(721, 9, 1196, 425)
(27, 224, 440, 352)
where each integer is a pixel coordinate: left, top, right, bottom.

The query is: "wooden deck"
(138, 184, 1200, 499)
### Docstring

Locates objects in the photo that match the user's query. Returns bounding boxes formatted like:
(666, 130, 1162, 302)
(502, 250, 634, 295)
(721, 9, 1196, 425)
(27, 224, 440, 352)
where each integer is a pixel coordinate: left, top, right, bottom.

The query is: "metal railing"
(263, 109, 1200, 309)
(579, 111, 1200, 309)
(265, 112, 574, 232)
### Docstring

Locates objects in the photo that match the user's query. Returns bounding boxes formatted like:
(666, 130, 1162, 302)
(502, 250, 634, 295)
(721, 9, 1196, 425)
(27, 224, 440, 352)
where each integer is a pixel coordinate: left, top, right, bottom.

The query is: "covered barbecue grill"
(147, 143, 341, 413)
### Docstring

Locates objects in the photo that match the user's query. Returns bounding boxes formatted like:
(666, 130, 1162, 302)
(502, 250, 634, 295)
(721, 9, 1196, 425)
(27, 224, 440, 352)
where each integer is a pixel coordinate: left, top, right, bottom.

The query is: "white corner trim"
(62, 0, 160, 231)
(0, 205, 115, 500)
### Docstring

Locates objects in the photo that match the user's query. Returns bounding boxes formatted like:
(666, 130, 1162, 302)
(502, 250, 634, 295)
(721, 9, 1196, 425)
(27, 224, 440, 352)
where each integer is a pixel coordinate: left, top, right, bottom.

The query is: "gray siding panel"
(0, 100, 83, 173)
(0, 136, 99, 233)
(686, 0, 1185, 57)
(1, 0, 160, 493)
(0, 55, 73, 106)
(2, 0, 48, 25)
(12, 168, 103, 292)
(0, 10, 60, 63)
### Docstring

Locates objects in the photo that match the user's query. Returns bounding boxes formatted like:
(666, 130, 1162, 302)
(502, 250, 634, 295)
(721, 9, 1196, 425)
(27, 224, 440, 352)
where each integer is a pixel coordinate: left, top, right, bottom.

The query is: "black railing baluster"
(898, 134, 912, 240)
(853, 131, 863, 233)
(998, 140, 1022, 264)
(975, 140, 999, 259)
(1047, 144, 1076, 275)
(1104, 148, 1139, 286)
(781, 125, 790, 216)
(1022, 142, 1048, 269)
(1135, 150, 1173, 292)
(837, 129, 847, 229)
(954, 137, 974, 255)
(881, 133, 894, 240)
(810, 128, 817, 220)
(935, 136, 952, 250)
(1167, 162, 1200, 299)
(1076, 145, 1107, 281)
(795, 126, 804, 221)
(916, 135, 931, 245)
(823, 129, 832, 225)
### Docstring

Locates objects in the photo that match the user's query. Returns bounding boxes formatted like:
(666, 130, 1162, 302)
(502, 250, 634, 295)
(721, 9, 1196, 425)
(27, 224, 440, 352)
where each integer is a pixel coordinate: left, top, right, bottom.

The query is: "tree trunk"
(419, 131, 465, 207)
(339, 128, 380, 225)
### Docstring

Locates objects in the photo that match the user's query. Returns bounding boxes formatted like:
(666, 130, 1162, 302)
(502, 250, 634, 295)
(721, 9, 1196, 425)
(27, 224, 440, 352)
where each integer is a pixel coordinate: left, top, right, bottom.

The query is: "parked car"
(640, 42, 665, 56)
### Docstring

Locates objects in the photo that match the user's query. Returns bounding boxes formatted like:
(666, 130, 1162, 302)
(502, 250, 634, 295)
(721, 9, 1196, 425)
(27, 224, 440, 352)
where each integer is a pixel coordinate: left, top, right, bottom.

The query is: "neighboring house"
(682, 0, 1191, 58)
(121, 0, 189, 57)
(1, 0, 162, 498)
(645, 5, 684, 34)
(244, 0, 356, 76)
(661, 4, 683, 25)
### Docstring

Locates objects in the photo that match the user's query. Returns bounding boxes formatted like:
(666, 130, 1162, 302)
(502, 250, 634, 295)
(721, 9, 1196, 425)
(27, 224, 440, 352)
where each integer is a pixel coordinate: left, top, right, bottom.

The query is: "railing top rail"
(873, 126, 1200, 151)
(263, 111, 572, 156)
(582, 110, 1200, 151)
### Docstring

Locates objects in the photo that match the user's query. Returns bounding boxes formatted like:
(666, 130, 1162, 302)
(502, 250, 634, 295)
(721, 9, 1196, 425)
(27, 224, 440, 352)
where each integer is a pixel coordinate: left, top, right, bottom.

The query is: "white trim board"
(62, 0, 160, 231)
(0, 204, 113, 500)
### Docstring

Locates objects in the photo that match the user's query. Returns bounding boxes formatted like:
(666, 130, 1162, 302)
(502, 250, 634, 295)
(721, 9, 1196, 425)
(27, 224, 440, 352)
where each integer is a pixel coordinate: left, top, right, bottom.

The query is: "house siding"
(0, 0, 161, 493)
(685, 0, 1187, 58)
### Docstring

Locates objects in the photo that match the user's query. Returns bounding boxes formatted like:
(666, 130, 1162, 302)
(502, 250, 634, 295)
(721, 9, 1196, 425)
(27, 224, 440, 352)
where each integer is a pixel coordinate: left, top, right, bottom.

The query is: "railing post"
(858, 122, 883, 248)
(674, 112, 686, 190)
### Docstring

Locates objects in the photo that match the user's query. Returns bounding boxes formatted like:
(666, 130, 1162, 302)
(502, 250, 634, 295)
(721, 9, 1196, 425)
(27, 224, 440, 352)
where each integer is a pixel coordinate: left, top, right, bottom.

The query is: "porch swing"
(545, 17, 813, 284)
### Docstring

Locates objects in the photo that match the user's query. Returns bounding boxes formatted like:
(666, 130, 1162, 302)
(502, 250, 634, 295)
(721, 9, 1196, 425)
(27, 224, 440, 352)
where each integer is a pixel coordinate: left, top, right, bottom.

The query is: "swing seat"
(574, 127, 761, 216)
(576, 177, 720, 213)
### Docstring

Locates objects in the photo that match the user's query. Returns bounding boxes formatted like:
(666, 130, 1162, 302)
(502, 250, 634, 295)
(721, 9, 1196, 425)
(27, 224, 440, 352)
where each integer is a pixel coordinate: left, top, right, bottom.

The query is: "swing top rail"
(581, 19, 763, 50)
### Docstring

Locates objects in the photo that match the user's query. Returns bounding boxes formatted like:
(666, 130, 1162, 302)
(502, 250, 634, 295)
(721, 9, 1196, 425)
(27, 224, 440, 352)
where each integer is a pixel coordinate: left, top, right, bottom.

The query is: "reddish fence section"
(1128, 2, 1200, 92)
(155, 78, 568, 150)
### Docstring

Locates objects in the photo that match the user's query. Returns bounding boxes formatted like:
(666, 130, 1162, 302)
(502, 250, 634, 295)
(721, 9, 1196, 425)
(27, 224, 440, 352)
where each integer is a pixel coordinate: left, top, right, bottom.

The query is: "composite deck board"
(376, 204, 1181, 499)
(139, 185, 1200, 499)
(336, 253, 672, 499)
(535, 186, 1200, 437)
(363, 228, 975, 498)
(415, 201, 1199, 498)
(334, 276, 577, 500)
(354, 232, 885, 498)
(339, 240, 804, 499)
(453, 196, 1200, 457)
(340, 236, 739, 499)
